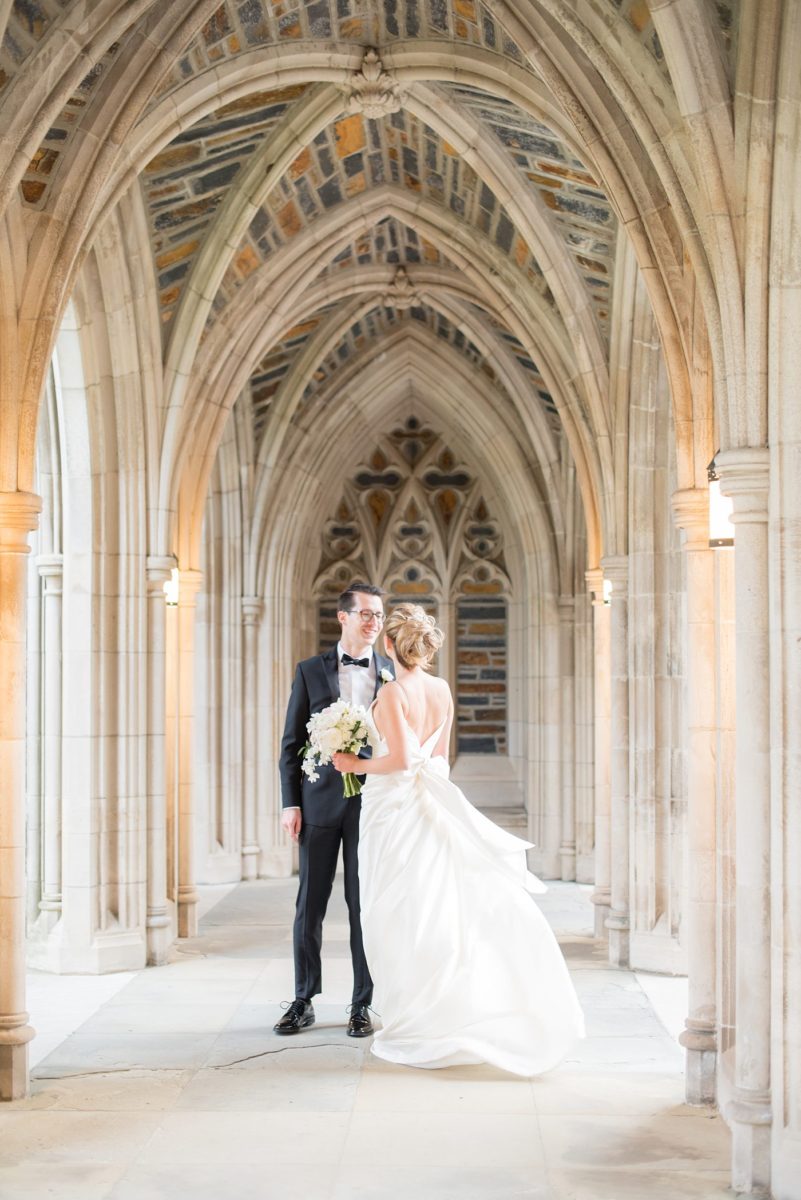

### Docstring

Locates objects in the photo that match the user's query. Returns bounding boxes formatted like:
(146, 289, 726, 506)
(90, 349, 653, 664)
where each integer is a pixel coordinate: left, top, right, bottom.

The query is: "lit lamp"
(163, 567, 180, 606)
(603, 578, 612, 604)
(707, 455, 734, 547)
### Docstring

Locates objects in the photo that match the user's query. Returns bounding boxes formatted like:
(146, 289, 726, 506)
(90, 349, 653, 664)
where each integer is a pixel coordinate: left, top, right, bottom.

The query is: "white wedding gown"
(358, 706, 585, 1076)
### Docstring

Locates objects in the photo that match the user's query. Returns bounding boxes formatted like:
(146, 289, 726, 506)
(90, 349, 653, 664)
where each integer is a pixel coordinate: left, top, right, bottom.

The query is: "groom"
(275, 582, 393, 1038)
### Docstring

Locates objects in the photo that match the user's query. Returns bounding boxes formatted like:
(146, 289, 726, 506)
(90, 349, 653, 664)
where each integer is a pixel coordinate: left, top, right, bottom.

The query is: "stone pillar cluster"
(716, 449, 772, 1194)
(0, 492, 42, 1100)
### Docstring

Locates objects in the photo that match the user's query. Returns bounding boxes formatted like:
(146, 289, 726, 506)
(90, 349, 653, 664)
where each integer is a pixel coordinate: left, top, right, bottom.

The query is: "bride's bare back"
(373, 672, 453, 761)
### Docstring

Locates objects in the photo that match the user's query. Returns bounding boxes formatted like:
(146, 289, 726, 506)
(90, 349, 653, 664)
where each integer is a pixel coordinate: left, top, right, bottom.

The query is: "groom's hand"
(281, 808, 302, 842)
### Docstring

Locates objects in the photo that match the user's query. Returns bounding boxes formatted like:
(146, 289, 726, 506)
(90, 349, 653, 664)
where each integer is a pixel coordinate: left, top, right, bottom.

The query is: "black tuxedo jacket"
(279, 645, 394, 827)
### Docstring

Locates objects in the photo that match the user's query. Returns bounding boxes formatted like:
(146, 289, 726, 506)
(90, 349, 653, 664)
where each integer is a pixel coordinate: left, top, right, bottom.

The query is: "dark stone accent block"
(307, 1, 331, 36)
(318, 178, 342, 208)
(457, 737, 497, 754)
(195, 160, 241, 194)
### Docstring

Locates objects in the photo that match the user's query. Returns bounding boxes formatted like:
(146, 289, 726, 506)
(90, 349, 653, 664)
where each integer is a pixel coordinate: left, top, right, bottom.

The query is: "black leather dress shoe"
(273, 999, 315, 1035)
(347, 1003, 374, 1038)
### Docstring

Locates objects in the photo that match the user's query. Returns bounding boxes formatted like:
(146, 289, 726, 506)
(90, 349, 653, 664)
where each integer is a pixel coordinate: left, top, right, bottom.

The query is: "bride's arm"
(431, 695, 454, 761)
(332, 684, 411, 776)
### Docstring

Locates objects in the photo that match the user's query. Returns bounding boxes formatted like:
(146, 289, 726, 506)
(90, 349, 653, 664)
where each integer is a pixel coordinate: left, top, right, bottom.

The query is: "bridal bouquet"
(301, 700, 373, 798)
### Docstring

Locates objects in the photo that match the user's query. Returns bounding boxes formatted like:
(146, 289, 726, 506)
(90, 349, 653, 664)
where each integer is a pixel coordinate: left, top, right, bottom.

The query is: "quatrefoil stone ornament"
(345, 48, 404, 120)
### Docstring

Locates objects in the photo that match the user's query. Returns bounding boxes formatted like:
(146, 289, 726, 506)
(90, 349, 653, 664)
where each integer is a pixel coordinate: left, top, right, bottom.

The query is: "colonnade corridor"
(0, 881, 729, 1200)
(3, 3, 801, 1197)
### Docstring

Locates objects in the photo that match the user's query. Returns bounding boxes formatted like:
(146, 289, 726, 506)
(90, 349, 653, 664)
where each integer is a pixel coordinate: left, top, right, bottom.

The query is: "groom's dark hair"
(337, 582, 385, 612)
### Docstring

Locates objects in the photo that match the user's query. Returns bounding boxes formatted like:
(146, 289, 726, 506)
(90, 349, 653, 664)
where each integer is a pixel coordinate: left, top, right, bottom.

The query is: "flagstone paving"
(0, 881, 731, 1200)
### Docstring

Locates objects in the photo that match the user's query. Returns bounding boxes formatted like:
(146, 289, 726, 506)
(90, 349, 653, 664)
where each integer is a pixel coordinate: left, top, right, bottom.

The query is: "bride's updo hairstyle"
(384, 604, 444, 670)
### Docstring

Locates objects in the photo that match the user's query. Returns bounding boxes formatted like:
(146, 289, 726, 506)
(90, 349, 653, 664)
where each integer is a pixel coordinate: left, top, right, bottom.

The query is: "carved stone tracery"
(315, 417, 509, 753)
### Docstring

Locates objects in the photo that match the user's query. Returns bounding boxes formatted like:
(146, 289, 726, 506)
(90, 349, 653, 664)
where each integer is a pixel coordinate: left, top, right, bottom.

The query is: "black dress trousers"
(293, 799, 372, 1005)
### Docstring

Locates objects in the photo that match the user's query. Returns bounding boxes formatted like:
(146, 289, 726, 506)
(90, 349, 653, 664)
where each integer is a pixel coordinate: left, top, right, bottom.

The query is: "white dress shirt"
(337, 640, 376, 711)
(284, 645, 376, 813)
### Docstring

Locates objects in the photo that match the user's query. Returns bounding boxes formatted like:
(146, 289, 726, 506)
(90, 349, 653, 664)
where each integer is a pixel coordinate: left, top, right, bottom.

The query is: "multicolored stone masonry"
(299, 302, 498, 413)
(140, 85, 309, 332)
(456, 598, 507, 754)
(207, 106, 551, 326)
(148, 0, 528, 111)
(444, 84, 617, 343)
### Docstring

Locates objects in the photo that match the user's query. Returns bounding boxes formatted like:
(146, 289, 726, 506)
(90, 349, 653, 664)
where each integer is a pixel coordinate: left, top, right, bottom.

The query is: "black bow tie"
(341, 653, 370, 668)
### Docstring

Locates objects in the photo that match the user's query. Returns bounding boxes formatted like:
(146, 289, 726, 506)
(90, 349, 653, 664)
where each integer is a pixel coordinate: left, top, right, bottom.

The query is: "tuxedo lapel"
(372, 650, 394, 699)
(321, 646, 340, 704)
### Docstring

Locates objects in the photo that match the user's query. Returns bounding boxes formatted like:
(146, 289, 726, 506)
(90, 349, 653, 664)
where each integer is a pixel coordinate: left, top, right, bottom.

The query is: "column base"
(680, 1021, 717, 1105)
(606, 909, 629, 967)
(591, 889, 611, 939)
(559, 845, 576, 882)
(241, 845, 260, 881)
(0, 1029, 35, 1101)
(258, 845, 294, 878)
(146, 912, 172, 966)
(726, 1092, 772, 1196)
(27, 928, 146, 974)
(177, 891, 198, 939)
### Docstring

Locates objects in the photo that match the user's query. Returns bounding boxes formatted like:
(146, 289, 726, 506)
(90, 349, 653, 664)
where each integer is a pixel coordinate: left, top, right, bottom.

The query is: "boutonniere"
(379, 668, 393, 685)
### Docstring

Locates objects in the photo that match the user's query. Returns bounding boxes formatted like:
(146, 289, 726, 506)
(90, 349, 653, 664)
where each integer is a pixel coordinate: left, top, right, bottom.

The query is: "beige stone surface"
(2, 4, 801, 1194)
(0, 881, 731, 1200)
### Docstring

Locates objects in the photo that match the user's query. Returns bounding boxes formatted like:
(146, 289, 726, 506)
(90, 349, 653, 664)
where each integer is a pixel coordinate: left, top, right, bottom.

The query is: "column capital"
(715, 446, 769, 524)
(0, 491, 41, 552)
(36, 552, 63, 579)
(600, 554, 627, 591)
(146, 556, 176, 598)
(585, 567, 604, 603)
(241, 595, 263, 625)
(671, 487, 709, 548)
(146, 554, 175, 579)
(177, 568, 203, 606)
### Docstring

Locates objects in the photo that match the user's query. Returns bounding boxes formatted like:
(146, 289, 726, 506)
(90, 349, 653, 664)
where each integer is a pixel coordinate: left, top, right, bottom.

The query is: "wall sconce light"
(163, 567, 180, 606)
(707, 455, 734, 547)
(603, 578, 612, 604)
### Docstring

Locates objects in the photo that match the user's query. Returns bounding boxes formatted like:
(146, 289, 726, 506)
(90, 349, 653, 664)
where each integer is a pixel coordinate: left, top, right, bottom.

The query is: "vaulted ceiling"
(2, 0, 739, 479)
(132, 6, 616, 453)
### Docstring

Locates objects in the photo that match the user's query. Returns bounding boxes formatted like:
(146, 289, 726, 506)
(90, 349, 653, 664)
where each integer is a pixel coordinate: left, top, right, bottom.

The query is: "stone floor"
(1, 881, 732, 1200)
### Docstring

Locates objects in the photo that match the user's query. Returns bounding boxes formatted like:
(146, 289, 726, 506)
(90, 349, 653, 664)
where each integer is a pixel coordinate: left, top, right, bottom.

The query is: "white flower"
(301, 759, 320, 783)
(380, 668, 393, 684)
(300, 699, 372, 788)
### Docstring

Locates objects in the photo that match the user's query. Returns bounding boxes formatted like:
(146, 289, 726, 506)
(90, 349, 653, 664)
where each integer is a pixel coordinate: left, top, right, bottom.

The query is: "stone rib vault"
(0, 3, 799, 1197)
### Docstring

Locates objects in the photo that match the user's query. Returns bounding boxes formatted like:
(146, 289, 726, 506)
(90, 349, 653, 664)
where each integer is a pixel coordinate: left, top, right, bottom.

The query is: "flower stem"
(342, 772, 361, 798)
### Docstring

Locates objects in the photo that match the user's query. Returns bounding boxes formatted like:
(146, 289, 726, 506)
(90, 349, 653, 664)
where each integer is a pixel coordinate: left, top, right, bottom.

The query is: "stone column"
(558, 596, 576, 881)
(671, 488, 718, 1105)
(0, 491, 41, 1101)
(36, 553, 63, 930)
(145, 557, 173, 965)
(601, 555, 630, 967)
(716, 448, 772, 1193)
(241, 596, 262, 881)
(437, 598, 458, 757)
(586, 567, 612, 937)
(177, 569, 202, 939)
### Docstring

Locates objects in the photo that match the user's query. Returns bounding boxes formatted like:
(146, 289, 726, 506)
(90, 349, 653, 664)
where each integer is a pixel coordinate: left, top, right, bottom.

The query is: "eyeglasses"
(347, 609, 385, 624)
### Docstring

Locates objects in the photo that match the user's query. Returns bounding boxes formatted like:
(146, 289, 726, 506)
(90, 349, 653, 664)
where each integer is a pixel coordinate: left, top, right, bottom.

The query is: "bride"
(333, 603, 584, 1076)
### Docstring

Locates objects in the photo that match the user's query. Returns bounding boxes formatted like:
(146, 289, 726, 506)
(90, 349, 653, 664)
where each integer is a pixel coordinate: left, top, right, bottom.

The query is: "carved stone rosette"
(344, 48, 404, 120)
